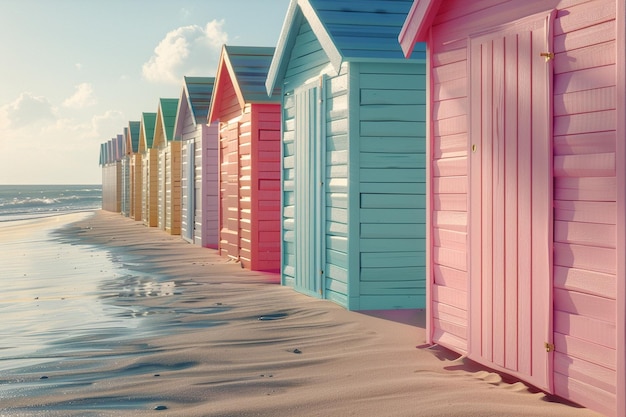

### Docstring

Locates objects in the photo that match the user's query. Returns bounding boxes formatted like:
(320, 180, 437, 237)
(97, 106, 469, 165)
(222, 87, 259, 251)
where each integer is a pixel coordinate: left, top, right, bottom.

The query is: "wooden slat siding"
(325, 69, 349, 306)
(202, 124, 219, 248)
(130, 154, 142, 221)
(219, 119, 238, 259)
(165, 141, 181, 235)
(251, 104, 281, 271)
(551, 2, 618, 408)
(157, 150, 165, 230)
(429, 35, 469, 349)
(180, 106, 196, 243)
(238, 111, 253, 267)
(357, 62, 426, 309)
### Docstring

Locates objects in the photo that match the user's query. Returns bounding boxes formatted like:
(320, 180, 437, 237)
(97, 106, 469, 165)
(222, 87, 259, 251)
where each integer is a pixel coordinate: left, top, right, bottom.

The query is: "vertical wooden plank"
(481, 39, 494, 363)
(517, 29, 532, 378)
(615, 2, 626, 416)
(469, 39, 483, 359)
(425, 36, 434, 345)
(250, 107, 259, 270)
(492, 36, 506, 368)
(504, 32, 519, 372)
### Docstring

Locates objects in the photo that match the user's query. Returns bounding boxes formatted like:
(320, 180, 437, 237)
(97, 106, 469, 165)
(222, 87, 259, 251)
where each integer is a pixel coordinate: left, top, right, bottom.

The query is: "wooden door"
(468, 11, 555, 392)
(294, 81, 325, 296)
(184, 141, 195, 241)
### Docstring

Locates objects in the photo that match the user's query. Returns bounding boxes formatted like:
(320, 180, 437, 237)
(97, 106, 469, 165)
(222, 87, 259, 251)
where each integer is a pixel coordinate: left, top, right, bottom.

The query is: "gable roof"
(153, 98, 179, 148)
(398, 0, 442, 57)
(208, 45, 280, 124)
(174, 76, 215, 138)
(140, 112, 157, 151)
(127, 121, 141, 153)
(267, 0, 426, 93)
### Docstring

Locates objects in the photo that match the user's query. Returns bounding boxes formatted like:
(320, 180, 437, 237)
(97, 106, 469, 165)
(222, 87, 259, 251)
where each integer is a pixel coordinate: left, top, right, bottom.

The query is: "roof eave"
(298, 0, 343, 73)
(266, 0, 301, 95)
(399, 0, 442, 57)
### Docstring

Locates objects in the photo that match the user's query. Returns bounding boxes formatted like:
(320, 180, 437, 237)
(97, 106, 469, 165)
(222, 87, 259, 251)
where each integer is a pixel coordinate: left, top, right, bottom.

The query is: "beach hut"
(101, 137, 122, 213)
(120, 131, 130, 217)
(153, 98, 181, 235)
(399, 1, 622, 415)
(265, 0, 427, 310)
(126, 120, 142, 221)
(207, 45, 281, 271)
(174, 76, 219, 247)
(140, 112, 158, 227)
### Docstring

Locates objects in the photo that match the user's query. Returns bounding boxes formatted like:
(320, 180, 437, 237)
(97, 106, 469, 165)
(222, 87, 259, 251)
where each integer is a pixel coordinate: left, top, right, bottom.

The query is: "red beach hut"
(207, 45, 281, 271)
(400, 1, 623, 415)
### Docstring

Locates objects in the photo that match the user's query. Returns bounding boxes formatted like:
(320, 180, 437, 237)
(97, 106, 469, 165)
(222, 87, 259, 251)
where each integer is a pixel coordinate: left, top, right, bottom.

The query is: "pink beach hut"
(399, 1, 623, 415)
(153, 98, 181, 235)
(140, 112, 158, 227)
(207, 45, 282, 272)
(174, 77, 219, 247)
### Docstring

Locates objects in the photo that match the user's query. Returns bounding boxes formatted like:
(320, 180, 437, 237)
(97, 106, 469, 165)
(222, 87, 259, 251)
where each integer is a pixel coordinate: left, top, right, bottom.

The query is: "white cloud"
(75, 63, 83, 70)
(0, 92, 55, 129)
(142, 20, 227, 84)
(63, 83, 97, 109)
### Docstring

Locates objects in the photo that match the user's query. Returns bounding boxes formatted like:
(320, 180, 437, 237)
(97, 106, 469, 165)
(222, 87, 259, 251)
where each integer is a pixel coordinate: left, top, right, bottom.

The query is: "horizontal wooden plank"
(433, 228, 466, 252)
(554, 220, 615, 248)
(357, 294, 424, 310)
(433, 264, 466, 292)
(433, 60, 466, 83)
(554, 40, 615, 74)
(360, 121, 426, 137)
(360, 89, 425, 106)
(433, 210, 467, 232)
(554, 176, 615, 202)
(326, 249, 348, 269)
(554, 109, 615, 137)
(432, 328, 467, 353)
(360, 136, 425, 154)
(555, 0, 615, 35)
(434, 97, 467, 120)
(554, 199, 616, 225)
(360, 105, 426, 122)
(325, 263, 348, 284)
(434, 246, 466, 272)
(554, 19, 615, 54)
(361, 223, 424, 239)
(433, 157, 467, 177)
(553, 351, 616, 395)
(360, 238, 424, 253)
(553, 265, 615, 299)
(553, 287, 616, 322)
(360, 208, 425, 224)
(554, 310, 615, 349)
(554, 86, 615, 117)
(554, 64, 615, 95)
(432, 300, 467, 322)
(360, 73, 425, 90)
(360, 193, 424, 209)
(360, 152, 426, 169)
(554, 242, 616, 275)
(553, 332, 615, 371)
(433, 176, 467, 194)
(433, 77, 467, 101)
(433, 194, 467, 211)
(553, 372, 615, 417)
(553, 131, 615, 156)
(433, 133, 467, 159)
(360, 251, 425, 268)
(433, 115, 467, 136)
(360, 169, 426, 183)
(360, 182, 425, 194)
(359, 274, 426, 291)
(433, 317, 466, 341)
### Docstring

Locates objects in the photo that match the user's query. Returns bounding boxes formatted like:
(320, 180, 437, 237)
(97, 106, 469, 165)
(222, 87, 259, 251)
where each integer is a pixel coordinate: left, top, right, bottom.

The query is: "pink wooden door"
(468, 11, 555, 392)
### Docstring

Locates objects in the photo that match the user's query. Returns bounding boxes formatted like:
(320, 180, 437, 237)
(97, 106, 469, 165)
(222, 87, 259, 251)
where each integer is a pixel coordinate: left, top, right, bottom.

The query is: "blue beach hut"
(174, 76, 219, 248)
(266, 0, 427, 310)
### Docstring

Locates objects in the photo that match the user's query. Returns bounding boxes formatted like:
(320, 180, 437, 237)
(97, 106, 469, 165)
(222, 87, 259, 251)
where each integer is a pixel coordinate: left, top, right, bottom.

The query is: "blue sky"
(0, 0, 290, 184)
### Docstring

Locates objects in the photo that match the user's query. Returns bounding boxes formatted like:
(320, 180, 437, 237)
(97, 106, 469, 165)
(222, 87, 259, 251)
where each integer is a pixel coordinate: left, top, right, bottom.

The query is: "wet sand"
(0, 211, 600, 416)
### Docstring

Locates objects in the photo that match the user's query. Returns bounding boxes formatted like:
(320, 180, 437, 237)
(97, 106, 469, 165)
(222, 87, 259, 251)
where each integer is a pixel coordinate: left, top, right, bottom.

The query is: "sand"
(0, 210, 601, 416)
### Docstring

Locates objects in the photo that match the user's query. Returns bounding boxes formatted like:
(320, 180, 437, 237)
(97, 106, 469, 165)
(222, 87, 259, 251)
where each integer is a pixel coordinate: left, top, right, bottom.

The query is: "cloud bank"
(142, 20, 227, 84)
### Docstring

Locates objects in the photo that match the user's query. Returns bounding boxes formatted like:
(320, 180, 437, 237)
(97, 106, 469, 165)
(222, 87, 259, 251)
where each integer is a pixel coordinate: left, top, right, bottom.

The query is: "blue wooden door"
(294, 80, 325, 297)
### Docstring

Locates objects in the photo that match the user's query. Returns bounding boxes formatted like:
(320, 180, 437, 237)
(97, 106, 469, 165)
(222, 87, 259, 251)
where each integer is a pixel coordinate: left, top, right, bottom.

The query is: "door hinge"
(544, 342, 555, 352)
(540, 52, 554, 62)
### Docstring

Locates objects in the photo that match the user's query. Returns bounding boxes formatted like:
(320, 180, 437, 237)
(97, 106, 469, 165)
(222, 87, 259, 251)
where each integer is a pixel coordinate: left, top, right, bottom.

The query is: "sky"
(0, 0, 291, 185)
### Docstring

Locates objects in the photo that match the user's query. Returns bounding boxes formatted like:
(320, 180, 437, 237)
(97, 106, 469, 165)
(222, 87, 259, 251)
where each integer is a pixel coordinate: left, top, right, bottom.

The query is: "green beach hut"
(266, 0, 427, 310)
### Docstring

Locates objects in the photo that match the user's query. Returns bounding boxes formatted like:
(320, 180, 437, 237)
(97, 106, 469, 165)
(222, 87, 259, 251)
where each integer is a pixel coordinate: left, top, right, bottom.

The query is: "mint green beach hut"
(266, 0, 427, 310)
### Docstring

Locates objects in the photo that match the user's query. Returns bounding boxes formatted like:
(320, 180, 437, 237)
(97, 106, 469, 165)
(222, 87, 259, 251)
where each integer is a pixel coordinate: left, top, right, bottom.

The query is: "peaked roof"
(267, 0, 426, 93)
(99, 142, 106, 165)
(153, 98, 179, 148)
(208, 45, 280, 124)
(140, 112, 157, 151)
(399, 0, 442, 57)
(127, 121, 141, 154)
(174, 76, 215, 138)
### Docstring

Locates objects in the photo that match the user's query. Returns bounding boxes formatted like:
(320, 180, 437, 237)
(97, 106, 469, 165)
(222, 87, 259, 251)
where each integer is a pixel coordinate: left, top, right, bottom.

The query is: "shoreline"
(0, 210, 599, 416)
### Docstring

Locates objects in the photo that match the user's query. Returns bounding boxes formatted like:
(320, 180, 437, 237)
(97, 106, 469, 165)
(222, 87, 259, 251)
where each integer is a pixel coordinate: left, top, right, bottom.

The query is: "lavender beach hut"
(265, 0, 427, 310)
(174, 77, 219, 247)
(400, 1, 623, 415)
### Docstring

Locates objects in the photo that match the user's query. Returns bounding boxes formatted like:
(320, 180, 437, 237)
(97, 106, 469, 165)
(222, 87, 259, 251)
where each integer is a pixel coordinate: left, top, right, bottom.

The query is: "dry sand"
(0, 210, 601, 416)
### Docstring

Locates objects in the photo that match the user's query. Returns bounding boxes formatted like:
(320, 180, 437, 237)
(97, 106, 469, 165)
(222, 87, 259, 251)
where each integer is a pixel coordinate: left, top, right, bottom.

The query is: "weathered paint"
(174, 76, 219, 248)
(139, 112, 158, 227)
(401, 1, 621, 415)
(153, 98, 181, 235)
(208, 45, 281, 272)
(266, 0, 427, 310)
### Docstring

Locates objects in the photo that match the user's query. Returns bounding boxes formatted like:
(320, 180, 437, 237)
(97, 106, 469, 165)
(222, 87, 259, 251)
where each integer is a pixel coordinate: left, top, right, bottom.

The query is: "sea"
(0, 184, 102, 222)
